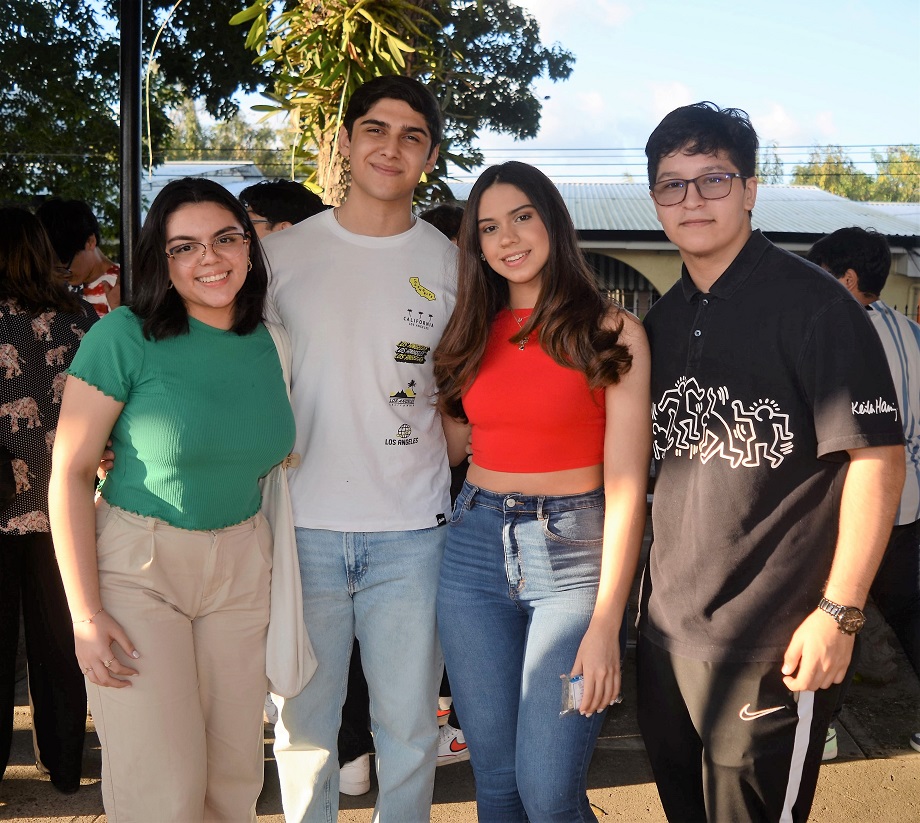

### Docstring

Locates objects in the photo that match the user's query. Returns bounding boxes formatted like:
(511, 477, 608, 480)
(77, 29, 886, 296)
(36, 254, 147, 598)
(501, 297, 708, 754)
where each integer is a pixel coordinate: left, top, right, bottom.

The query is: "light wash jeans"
(274, 526, 446, 823)
(438, 482, 616, 823)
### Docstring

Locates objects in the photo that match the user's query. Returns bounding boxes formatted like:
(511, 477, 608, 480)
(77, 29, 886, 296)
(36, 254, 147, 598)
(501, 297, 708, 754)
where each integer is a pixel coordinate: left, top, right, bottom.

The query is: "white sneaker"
(339, 753, 371, 796)
(437, 723, 470, 766)
(437, 696, 452, 726)
(263, 693, 279, 725)
(822, 724, 838, 761)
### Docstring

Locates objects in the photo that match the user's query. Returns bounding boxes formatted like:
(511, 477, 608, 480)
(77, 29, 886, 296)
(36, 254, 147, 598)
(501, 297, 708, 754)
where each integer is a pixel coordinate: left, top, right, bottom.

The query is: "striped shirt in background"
(868, 299, 920, 524)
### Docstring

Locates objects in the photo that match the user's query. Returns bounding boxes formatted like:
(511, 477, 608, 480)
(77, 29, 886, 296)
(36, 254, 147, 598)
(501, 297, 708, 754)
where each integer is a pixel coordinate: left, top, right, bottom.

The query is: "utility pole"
(119, 0, 143, 302)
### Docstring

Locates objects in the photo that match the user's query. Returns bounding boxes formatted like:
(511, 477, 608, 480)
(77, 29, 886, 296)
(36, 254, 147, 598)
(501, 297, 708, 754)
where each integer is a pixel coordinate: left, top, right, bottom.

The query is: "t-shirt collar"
(680, 229, 771, 303)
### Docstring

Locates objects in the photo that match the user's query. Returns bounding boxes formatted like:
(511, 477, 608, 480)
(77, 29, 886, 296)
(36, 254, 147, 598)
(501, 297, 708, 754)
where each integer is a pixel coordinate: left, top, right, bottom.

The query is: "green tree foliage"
(790, 144, 920, 202)
(233, 0, 574, 203)
(0, 1, 122, 224)
(791, 145, 872, 199)
(165, 98, 288, 178)
(870, 145, 920, 202)
(1, 1, 266, 231)
(756, 141, 784, 184)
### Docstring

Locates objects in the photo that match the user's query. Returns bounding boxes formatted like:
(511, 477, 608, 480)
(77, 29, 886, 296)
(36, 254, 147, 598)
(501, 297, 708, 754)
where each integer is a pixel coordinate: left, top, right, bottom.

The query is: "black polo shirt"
(639, 230, 903, 662)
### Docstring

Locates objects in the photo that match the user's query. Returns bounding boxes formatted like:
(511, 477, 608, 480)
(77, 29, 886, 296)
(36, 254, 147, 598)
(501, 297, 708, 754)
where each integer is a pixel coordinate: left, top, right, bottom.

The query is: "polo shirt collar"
(679, 229, 771, 302)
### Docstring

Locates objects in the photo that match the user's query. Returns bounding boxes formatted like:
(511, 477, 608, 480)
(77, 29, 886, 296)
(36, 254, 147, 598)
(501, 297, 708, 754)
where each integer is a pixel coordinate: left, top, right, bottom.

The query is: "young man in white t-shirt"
(263, 76, 459, 823)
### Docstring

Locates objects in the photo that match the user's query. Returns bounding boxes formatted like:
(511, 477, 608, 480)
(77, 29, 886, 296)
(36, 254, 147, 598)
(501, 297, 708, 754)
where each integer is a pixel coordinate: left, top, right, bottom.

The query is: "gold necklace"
(510, 309, 529, 351)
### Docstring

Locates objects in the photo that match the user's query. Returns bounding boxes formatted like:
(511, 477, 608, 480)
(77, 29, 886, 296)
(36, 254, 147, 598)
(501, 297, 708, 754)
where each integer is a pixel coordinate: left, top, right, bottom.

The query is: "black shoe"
(50, 774, 81, 794)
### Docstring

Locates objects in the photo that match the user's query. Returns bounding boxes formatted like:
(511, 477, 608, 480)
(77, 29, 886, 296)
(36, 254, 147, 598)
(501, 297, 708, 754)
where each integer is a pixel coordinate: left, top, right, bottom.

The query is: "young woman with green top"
(48, 178, 296, 822)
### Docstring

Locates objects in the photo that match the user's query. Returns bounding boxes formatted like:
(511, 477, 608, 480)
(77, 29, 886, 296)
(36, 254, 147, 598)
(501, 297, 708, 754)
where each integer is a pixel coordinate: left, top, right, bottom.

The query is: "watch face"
(840, 608, 866, 633)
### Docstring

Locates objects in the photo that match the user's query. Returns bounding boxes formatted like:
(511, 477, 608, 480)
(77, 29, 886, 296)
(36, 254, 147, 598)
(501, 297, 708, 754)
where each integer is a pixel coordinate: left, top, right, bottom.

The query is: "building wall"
(594, 248, 918, 321)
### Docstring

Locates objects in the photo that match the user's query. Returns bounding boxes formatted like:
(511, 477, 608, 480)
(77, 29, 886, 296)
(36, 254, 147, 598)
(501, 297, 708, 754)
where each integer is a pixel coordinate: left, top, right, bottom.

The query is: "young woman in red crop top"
(433, 162, 651, 822)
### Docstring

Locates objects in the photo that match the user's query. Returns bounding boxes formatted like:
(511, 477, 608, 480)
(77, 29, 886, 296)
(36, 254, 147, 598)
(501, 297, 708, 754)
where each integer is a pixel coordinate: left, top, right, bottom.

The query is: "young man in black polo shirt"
(637, 102, 905, 823)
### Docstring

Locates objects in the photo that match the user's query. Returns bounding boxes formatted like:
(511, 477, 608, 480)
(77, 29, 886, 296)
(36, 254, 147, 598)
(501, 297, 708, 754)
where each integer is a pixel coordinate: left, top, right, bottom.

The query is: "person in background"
(807, 227, 920, 757)
(36, 199, 120, 317)
(434, 161, 651, 821)
(48, 178, 295, 821)
(419, 202, 471, 767)
(240, 179, 327, 240)
(638, 102, 904, 823)
(0, 207, 97, 794)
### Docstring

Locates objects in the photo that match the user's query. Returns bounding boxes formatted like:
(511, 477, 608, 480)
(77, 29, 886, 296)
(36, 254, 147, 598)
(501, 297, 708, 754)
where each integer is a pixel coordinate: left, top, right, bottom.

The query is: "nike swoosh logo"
(449, 738, 467, 753)
(738, 703, 786, 721)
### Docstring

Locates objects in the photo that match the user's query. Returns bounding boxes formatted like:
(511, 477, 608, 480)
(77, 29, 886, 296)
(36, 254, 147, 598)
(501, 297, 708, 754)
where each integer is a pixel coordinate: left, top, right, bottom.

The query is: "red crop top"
(462, 309, 606, 472)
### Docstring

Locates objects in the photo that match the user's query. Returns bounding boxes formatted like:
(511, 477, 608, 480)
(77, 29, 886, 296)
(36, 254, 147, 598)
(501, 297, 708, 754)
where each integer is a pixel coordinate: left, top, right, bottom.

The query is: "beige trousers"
(88, 501, 272, 823)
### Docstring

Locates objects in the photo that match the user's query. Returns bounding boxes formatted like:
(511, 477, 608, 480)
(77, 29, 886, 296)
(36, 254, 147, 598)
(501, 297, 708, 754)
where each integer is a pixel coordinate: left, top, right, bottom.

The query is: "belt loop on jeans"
(465, 482, 480, 510)
(536, 496, 545, 520)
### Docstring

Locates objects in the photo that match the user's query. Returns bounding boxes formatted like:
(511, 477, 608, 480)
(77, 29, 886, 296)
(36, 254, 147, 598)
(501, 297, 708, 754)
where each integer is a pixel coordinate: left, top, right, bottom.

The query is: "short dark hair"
(645, 101, 758, 186)
(239, 179, 328, 226)
(35, 198, 101, 266)
(419, 204, 464, 240)
(343, 75, 443, 156)
(807, 227, 891, 297)
(132, 178, 269, 340)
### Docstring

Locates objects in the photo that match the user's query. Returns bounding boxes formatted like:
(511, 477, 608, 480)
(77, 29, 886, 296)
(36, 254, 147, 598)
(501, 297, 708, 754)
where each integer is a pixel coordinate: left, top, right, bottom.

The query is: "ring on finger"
(103, 658, 114, 668)
(81, 666, 91, 674)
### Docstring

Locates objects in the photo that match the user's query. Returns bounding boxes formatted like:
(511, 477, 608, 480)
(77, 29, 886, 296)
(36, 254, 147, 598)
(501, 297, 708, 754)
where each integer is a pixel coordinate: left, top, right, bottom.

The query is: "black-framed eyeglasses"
(650, 173, 748, 206)
(165, 233, 249, 268)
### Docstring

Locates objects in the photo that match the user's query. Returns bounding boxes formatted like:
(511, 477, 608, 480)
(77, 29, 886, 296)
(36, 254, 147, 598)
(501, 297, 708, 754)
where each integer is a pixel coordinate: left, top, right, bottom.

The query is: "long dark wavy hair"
(132, 177, 269, 340)
(0, 207, 82, 317)
(434, 162, 632, 420)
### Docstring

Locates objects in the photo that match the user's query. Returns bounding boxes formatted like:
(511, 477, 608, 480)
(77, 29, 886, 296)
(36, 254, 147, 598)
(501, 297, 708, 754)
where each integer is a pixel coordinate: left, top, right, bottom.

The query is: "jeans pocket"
(540, 506, 604, 547)
(448, 494, 467, 526)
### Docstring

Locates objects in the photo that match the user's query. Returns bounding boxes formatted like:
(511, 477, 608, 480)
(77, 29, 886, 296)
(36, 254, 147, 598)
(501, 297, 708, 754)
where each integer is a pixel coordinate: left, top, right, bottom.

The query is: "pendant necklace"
(510, 309, 529, 351)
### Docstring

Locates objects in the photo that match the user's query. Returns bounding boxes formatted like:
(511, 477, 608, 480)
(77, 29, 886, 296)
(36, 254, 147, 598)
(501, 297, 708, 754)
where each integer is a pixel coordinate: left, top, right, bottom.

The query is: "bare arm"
(442, 413, 472, 468)
(48, 376, 138, 687)
(573, 313, 653, 714)
(782, 444, 905, 691)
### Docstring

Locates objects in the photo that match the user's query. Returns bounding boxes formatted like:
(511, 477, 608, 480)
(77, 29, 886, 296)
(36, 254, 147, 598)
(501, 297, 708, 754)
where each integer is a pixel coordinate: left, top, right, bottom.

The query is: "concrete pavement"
(2, 639, 919, 822)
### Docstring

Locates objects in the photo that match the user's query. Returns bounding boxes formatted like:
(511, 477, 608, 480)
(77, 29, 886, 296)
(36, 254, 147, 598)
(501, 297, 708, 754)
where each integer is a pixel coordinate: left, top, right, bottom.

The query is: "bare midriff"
(467, 461, 603, 496)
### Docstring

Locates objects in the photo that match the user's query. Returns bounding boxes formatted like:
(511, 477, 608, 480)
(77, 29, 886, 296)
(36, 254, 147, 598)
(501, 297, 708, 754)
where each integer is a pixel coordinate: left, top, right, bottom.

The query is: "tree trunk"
(315, 128, 350, 207)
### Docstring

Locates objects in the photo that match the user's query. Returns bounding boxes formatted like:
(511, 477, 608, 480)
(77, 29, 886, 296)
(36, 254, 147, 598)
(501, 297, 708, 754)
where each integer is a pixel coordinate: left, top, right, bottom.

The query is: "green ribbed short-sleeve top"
(68, 307, 296, 530)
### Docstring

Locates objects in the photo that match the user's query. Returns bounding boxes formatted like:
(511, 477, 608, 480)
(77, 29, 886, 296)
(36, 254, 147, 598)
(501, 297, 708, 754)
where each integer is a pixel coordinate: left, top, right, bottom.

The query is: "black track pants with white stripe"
(636, 634, 839, 823)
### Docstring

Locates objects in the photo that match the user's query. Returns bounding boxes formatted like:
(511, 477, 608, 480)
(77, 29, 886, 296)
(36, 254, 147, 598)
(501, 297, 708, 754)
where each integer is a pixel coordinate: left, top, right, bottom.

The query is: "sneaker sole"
(910, 737, 920, 753)
(339, 781, 371, 795)
(437, 749, 471, 766)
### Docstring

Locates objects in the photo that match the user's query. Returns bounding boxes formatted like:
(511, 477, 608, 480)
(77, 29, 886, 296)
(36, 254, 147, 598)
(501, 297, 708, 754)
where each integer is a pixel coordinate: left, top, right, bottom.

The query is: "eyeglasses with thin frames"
(651, 173, 748, 206)
(165, 233, 249, 268)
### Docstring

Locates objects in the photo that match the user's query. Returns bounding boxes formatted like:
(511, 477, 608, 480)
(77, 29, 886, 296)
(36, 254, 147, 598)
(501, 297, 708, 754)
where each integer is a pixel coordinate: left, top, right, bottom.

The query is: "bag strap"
(264, 321, 292, 396)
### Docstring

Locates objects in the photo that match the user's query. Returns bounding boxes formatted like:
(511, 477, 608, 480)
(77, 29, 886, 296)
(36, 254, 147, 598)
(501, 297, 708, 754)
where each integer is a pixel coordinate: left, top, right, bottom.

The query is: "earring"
(247, 258, 253, 272)
(167, 282, 174, 290)
(479, 252, 485, 261)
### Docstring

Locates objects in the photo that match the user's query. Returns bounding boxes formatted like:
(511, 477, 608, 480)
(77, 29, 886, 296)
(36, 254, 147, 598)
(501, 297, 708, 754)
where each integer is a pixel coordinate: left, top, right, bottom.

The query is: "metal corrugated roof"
(446, 181, 919, 239)
(140, 162, 263, 204)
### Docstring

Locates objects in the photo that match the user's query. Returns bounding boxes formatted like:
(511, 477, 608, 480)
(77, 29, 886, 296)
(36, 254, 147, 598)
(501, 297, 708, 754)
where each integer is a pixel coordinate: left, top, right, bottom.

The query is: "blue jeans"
(274, 526, 446, 823)
(437, 482, 609, 823)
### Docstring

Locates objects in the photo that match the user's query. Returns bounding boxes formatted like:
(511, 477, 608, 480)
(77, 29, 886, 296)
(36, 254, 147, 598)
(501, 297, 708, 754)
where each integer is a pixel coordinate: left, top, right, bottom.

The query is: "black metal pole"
(119, 0, 142, 303)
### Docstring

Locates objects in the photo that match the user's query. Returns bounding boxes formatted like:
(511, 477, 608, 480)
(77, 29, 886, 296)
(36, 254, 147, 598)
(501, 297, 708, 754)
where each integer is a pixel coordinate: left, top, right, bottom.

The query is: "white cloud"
(649, 82, 696, 120)
(577, 91, 609, 119)
(597, 1, 633, 26)
(752, 103, 800, 145)
(813, 111, 837, 139)
(514, 0, 575, 29)
(513, 0, 634, 32)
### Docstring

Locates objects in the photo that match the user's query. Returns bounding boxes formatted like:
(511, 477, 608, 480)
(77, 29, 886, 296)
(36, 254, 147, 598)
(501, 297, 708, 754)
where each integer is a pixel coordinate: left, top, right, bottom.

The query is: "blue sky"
(453, 0, 920, 181)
